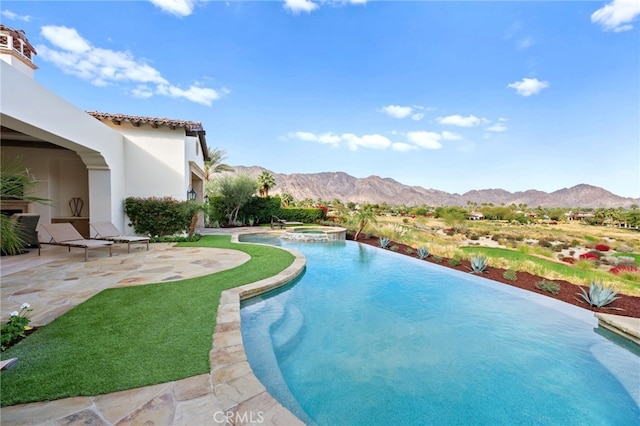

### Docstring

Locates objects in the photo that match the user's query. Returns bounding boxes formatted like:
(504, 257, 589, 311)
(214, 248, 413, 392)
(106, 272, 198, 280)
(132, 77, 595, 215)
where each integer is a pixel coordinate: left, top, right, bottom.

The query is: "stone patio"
(0, 229, 306, 425)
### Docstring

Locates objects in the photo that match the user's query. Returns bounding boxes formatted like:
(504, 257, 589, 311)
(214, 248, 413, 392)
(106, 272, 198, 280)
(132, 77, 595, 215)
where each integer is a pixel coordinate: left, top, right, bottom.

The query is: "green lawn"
(0, 235, 295, 407)
(460, 246, 640, 293)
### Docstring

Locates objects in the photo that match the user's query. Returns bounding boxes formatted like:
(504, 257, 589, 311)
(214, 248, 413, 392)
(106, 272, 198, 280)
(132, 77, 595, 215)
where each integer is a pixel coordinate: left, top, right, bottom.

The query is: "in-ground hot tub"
(280, 226, 346, 242)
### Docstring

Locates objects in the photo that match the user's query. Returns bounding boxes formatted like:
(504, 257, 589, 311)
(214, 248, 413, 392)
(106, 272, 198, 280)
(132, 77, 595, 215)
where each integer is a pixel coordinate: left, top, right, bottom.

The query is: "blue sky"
(2, 1, 639, 198)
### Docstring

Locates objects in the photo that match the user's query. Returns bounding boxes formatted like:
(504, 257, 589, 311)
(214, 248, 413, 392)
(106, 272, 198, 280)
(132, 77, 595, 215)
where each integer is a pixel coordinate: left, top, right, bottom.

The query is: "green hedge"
(277, 207, 326, 223)
(207, 197, 326, 225)
(124, 197, 198, 236)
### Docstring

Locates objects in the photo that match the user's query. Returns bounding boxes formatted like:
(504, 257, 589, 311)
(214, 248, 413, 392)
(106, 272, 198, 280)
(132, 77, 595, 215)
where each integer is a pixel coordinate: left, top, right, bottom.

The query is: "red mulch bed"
(353, 236, 640, 319)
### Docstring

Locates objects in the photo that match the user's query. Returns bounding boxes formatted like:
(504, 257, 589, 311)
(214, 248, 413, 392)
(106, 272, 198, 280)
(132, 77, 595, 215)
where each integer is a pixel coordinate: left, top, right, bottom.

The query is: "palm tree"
(353, 207, 377, 241)
(281, 193, 294, 207)
(204, 147, 233, 183)
(257, 171, 276, 197)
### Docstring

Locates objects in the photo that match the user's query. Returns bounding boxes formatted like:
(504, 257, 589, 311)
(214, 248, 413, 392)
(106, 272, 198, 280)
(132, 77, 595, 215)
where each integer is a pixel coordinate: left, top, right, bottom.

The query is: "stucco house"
(0, 25, 208, 237)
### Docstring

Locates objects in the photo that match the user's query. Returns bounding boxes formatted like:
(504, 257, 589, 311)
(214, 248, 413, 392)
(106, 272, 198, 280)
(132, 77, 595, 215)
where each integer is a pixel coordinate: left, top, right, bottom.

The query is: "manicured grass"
(0, 235, 295, 407)
(460, 246, 640, 294)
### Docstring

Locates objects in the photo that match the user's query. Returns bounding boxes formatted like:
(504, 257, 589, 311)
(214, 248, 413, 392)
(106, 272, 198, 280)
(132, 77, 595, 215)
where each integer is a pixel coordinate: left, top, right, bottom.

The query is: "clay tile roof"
(86, 111, 204, 132)
(0, 25, 37, 55)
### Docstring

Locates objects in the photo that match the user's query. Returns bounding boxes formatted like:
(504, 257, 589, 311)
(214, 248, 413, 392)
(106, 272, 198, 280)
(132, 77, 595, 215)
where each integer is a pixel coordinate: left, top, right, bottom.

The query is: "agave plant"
(468, 255, 488, 274)
(379, 237, 391, 249)
(577, 281, 621, 309)
(417, 247, 430, 259)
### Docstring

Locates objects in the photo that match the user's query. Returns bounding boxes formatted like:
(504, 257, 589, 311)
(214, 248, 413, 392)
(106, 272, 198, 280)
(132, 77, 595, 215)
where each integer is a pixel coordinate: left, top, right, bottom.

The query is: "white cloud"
(507, 77, 549, 96)
(517, 37, 535, 50)
(41, 26, 91, 53)
(591, 0, 640, 32)
(284, 0, 319, 14)
(1, 10, 31, 22)
(148, 0, 201, 17)
(436, 114, 484, 127)
(391, 142, 417, 152)
(342, 133, 392, 151)
(382, 105, 413, 119)
(37, 25, 224, 106)
(288, 131, 341, 147)
(411, 113, 424, 121)
(406, 131, 442, 150)
(485, 123, 508, 132)
(441, 131, 462, 140)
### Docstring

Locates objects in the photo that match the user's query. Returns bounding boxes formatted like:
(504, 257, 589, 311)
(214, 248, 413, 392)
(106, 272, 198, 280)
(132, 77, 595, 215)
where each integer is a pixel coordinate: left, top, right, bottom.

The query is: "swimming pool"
(239, 234, 640, 425)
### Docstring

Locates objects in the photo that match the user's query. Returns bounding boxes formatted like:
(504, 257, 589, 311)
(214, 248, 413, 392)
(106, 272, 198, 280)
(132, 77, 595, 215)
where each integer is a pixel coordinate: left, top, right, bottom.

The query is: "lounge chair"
(90, 221, 150, 253)
(270, 215, 304, 229)
(41, 223, 112, 261)
(11, 213, 40, 255)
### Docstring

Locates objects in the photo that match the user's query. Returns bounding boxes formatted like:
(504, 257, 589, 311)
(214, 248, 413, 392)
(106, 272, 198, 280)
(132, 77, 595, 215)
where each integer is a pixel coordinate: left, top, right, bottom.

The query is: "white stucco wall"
(0, 61, 127, 229)
(97, 122, 188, 200)
(0, 52, 34, 78)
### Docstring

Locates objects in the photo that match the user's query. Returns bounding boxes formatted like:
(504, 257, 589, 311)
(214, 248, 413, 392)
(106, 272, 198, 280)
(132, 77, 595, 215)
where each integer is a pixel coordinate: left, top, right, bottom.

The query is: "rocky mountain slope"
(225, 166, 639, 208)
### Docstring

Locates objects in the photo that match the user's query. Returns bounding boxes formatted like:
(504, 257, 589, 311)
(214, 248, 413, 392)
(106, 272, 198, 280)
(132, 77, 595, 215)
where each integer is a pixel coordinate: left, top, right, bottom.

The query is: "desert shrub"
(390, 245, 399, 252)
(432, 255, 443, 263)
(503, 270, 517, 281)
(449, 257, 461, 266)
(616, 244, 633, 253)
(579, 252, 599, 260)
(402, 218, 409, 224)
(577, 281, 620, 308)
(574, 260, 596, 271)
(536, 280, 560, 295)
(594, 244, 610, 252)
(417, 247, 430, 259)
(538, 240, 553, 248)
(468, 255, 488, 273)
(379, 237, 391, 249)
(405, 247, 415, 255)
(615, 256, 638, 268)
(609, 266, 639, 275)
(469, 234, 480, 241)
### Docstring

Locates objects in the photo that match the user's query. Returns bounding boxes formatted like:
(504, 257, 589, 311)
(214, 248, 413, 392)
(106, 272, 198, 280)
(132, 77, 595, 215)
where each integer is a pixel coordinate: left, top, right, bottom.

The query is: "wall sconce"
(187, 188, 197, 201)
(204, 194, 210, 203)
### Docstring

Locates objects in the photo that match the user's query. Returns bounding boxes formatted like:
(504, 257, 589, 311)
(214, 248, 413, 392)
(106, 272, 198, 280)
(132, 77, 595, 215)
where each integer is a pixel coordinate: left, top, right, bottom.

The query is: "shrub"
(536, 280, 560, 295)
(579, 252, 599, 260)
(449, 257, 461, 266)
(124, 197, 197, 237)
(405, 247, 414, 255)
(432, 255, 443, 263)
(468, 255, 488, 274)
(594, 244, 610, 252)
(379, 237, 391, 249)
(390, 245, 399, 252)
(417, 247, 430, 259)
(577, 281, 621, 309)
(469, 234, 480, 241)
(538, 240, 553, 248)
(503, 270, 517, 281)
(575, 260, 596, 270)
(609, 266, 639, 275)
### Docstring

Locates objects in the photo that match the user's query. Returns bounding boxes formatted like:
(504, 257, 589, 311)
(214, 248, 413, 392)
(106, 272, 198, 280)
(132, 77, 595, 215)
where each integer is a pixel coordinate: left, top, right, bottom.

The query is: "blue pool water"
(239, 235, 640, 425)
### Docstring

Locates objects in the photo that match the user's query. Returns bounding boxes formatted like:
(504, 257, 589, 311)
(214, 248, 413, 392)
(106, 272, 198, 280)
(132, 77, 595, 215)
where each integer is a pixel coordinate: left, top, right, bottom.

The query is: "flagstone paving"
(0, 229, 306, 425)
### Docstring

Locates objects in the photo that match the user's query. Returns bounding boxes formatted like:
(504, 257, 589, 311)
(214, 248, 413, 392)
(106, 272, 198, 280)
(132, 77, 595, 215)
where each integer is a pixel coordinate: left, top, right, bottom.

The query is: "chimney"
(0, 25, 37, 78)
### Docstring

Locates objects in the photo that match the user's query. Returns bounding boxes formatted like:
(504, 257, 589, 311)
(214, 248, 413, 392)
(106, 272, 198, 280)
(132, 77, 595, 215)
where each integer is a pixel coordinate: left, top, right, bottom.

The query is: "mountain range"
(227, 166, 640, 208)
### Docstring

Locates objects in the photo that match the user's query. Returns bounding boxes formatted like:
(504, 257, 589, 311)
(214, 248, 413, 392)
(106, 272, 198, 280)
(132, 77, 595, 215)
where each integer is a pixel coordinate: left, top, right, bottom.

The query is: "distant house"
(0, 26, 208, 236)
(467, 211, 485, 220)
(566, 212, 595, 221)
